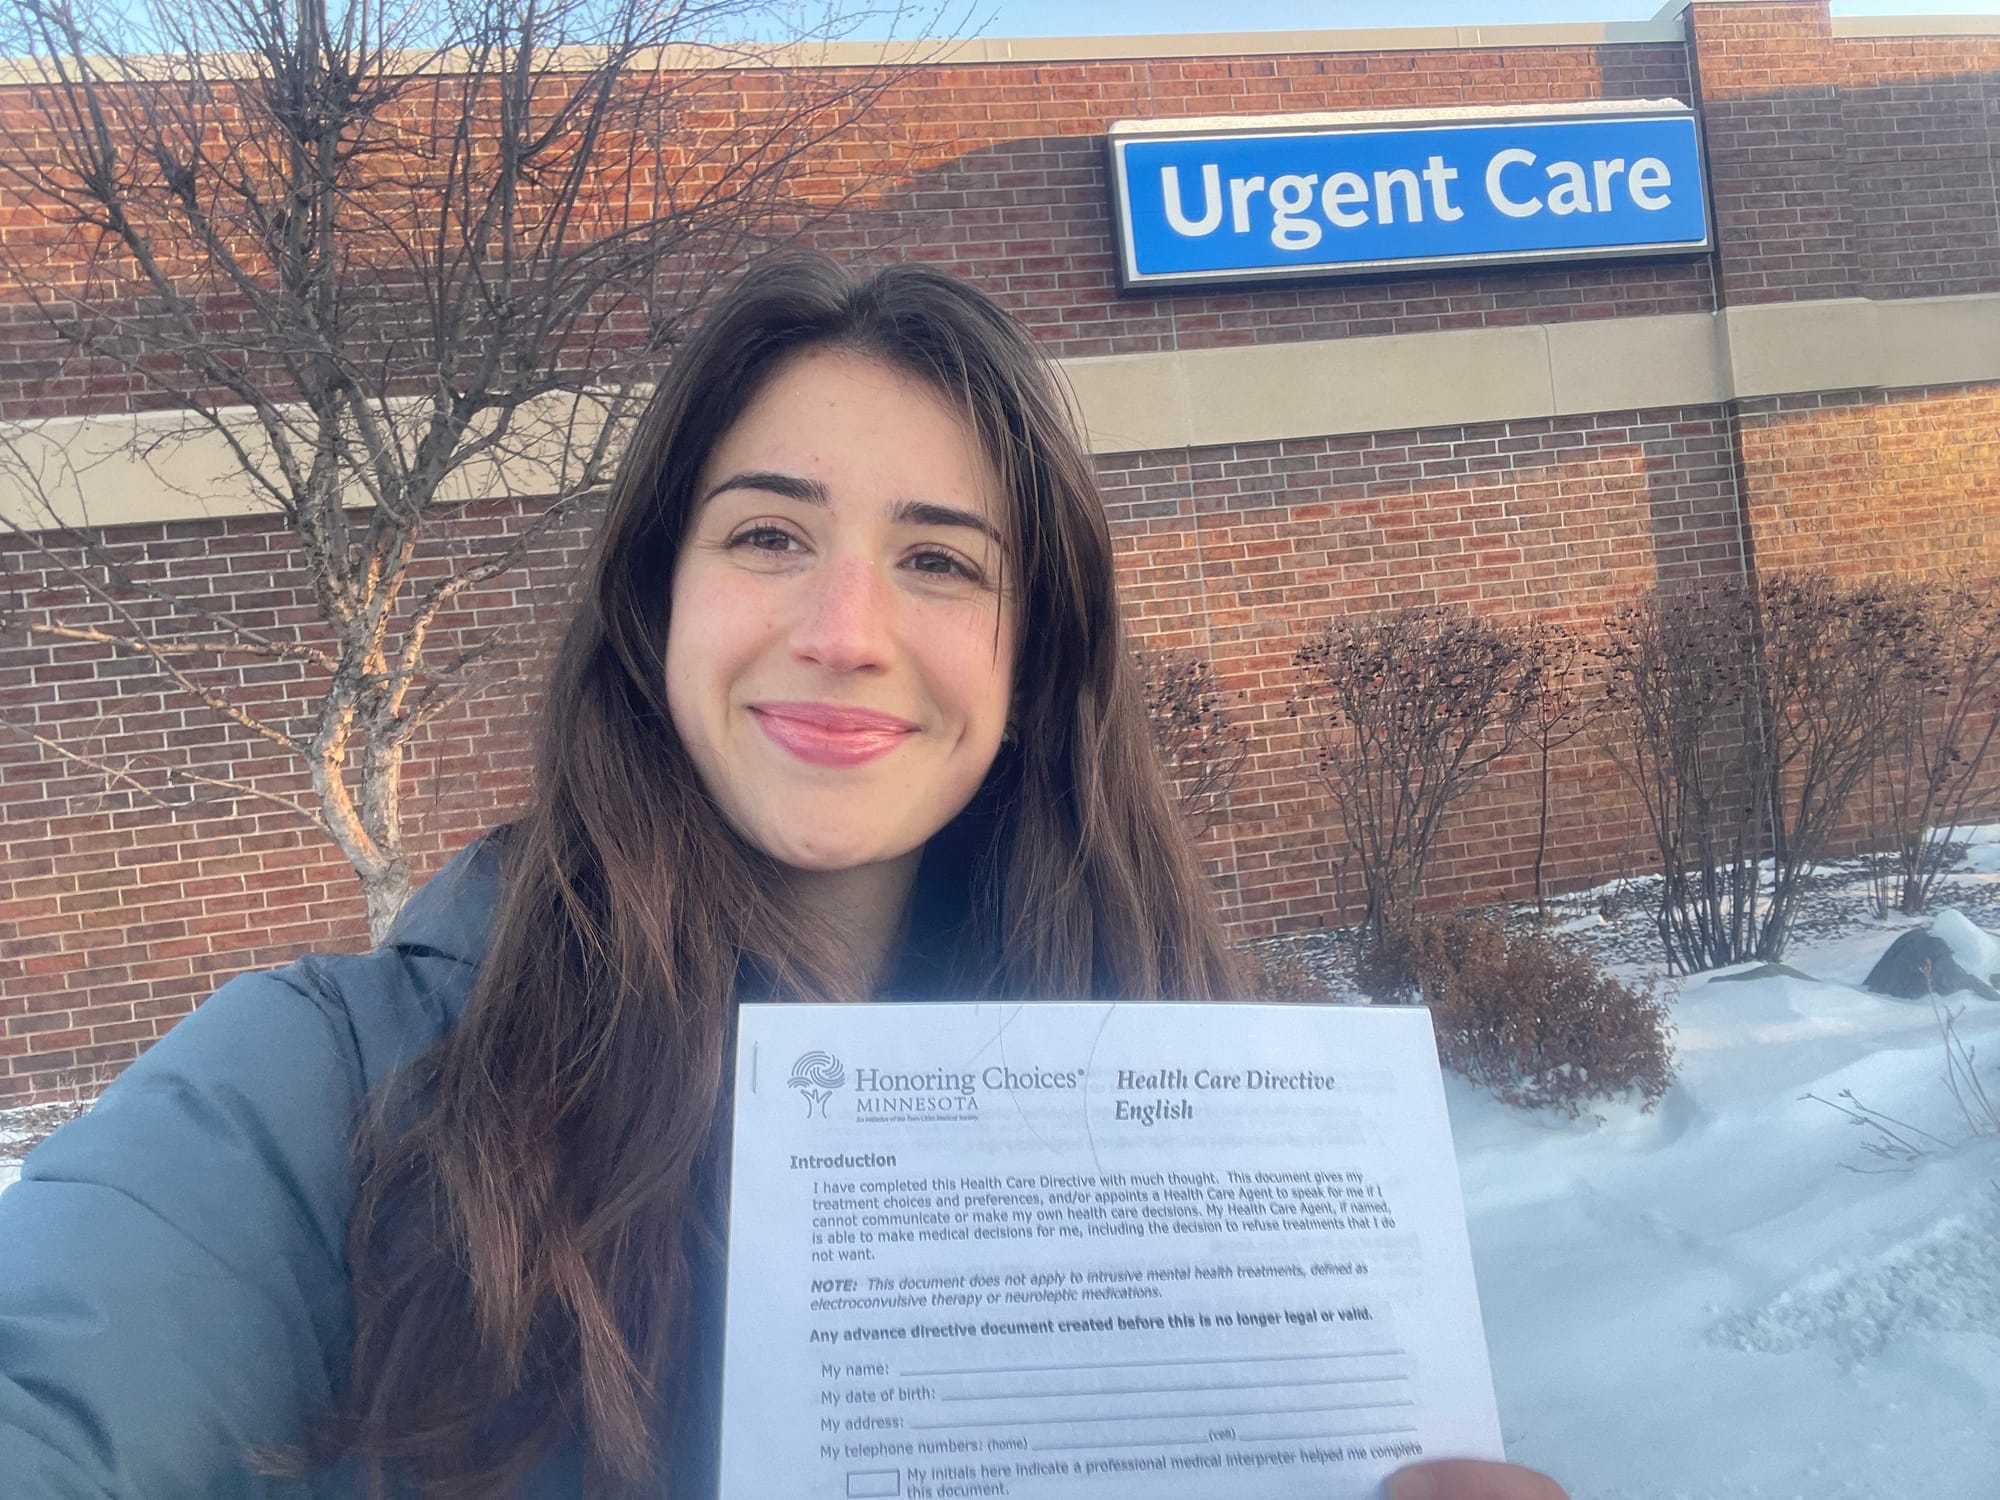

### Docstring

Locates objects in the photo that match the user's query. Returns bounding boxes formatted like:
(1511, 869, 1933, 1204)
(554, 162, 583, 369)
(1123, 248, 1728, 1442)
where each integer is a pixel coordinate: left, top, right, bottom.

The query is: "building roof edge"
(1832, 15, 2000, 39)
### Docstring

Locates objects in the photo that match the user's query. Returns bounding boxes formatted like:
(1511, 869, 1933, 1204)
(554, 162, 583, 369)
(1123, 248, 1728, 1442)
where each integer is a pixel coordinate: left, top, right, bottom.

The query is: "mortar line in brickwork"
(1145, 54, 1243, 920)
(1982, 69, 2000, 275)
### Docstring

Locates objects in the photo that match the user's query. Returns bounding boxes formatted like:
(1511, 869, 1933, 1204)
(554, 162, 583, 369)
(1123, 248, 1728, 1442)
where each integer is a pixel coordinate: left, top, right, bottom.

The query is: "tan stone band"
(5, 291, 2000, 528)
(1065, 292, 2000, 454)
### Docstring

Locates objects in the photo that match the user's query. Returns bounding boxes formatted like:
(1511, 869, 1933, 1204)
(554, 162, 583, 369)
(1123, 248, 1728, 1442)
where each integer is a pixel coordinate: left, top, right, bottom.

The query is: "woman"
(0, 256, 1562, 1500)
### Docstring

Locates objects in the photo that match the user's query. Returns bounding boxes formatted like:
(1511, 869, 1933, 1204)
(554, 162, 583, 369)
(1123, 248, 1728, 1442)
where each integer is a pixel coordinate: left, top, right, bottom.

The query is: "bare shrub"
(1601, 572, 1924, 972)
(1137, 647, 1248, 838)
(1934, 995, 2000, 1141)
(1245, 944, 1333, 1002)
(1522, 620, 1606, 920)
(1758, 573, 1926, 949)
(1290, 606, 1538, 963)
(1868, 578, 2000, 916)
(0, 1063, 111, 1157)
(1806, 991, 2000, 1169)
(1404, 912, 1676, 1118)
(1600, 580, 1762, 972)
(1350, 918, 1422, 1003)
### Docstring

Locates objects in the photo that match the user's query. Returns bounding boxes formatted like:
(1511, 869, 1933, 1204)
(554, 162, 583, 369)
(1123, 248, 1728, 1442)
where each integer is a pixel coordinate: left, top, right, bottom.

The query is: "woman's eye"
(729, 525, 803, 554)
(906, 547, 983, 584)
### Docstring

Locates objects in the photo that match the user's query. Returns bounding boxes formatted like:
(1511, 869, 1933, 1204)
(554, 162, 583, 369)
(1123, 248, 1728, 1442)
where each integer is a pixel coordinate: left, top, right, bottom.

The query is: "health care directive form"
(718, 1001, 1503, 1500)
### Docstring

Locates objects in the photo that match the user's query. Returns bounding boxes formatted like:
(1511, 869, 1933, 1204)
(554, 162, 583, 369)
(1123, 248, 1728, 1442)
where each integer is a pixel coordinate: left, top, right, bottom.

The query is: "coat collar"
(377, 830, 509, 1020)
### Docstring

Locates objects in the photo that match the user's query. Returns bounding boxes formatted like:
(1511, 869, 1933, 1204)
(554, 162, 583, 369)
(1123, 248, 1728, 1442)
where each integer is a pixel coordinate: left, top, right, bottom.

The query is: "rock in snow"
(1863, 926, 2000, 1002)
(1707, 961, 1819, 985)
(1932, 907, 2000, 983)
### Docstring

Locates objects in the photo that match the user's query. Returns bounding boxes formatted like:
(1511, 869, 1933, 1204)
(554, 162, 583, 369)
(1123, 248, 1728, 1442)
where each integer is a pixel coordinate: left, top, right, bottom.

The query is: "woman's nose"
(789, 553, 891, 673)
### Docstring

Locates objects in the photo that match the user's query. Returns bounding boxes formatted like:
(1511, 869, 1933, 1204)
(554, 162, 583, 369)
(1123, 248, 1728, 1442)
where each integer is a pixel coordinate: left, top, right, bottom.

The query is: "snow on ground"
(1443, 830, 2000, 1498)
(0, 1109, 53, 1194)
(0, 1099, 92, 1192)
(1456, 963, 2000, 1497)
(6, 833, 2000, 1494)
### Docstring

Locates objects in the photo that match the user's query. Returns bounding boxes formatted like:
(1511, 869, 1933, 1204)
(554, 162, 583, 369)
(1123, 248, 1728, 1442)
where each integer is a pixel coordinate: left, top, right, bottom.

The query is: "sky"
(935, 0, 1999, 37)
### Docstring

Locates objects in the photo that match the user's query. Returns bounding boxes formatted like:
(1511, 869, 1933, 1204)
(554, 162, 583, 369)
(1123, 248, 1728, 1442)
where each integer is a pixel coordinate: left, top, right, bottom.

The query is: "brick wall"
(0, 37, 1712, 436)
(1736, 384, 2000, 577)
(803, 37, 1711, 355)
(5, 2, 2000, 1098)
(1689, 3, 2000, 305)
(1100, 405, 1746, 936)
(0, 501, 589, 1098)
(0, 401, 1752, 1098)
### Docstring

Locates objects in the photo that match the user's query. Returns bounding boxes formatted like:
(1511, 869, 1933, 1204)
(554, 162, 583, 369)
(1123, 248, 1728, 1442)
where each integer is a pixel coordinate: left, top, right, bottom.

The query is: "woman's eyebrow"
(892, 499, 1001, 543)
(700, 472, 999, 544)
(698, 470, 830, 507)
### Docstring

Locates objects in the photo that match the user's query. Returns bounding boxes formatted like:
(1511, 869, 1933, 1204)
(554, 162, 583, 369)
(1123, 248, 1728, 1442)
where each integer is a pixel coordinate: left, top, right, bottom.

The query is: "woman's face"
(665, 348, 1017, 879)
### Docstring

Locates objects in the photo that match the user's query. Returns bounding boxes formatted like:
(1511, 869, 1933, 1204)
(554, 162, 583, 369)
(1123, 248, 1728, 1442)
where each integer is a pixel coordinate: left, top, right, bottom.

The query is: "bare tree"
(0, 0, 935, 937)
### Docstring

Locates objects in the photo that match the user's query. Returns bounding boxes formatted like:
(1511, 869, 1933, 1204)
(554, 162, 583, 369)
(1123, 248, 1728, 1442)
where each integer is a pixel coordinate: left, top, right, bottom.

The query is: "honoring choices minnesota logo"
(787, 1051, 846, 1118)
(783, 1057, 1080, 1126)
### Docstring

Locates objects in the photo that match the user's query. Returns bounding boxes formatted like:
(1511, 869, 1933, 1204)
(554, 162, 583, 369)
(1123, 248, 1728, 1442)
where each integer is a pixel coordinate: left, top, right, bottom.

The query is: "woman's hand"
(1386, 1458, 1569, 1500)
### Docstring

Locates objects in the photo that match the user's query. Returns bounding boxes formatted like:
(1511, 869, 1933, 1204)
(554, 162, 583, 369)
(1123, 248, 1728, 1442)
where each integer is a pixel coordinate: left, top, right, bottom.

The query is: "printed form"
(719, 1001, 1503, 1499)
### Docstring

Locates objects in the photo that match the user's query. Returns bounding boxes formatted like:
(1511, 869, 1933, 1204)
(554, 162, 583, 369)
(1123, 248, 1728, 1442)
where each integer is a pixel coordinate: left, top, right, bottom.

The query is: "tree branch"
(3, 717, 327, 828)
(26, 620, 334, 672)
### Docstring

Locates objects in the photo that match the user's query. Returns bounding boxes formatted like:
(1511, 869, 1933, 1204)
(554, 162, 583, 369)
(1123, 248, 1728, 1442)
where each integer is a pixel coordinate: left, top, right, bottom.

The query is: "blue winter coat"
(0, 836, 598, 1497)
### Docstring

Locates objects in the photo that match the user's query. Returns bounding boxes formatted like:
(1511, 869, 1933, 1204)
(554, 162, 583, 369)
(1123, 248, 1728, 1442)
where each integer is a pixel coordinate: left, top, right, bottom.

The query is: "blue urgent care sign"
(1108, 103, 1711, 288)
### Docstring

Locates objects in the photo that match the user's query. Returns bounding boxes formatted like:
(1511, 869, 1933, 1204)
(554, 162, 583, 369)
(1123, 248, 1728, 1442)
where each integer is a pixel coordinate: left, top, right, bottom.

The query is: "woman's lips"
(751, 702, 917, 767)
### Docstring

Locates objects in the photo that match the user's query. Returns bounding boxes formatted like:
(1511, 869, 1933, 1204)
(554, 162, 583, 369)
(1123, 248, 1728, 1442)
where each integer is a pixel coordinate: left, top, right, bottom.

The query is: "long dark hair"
(330, 255, 1240, 1495)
